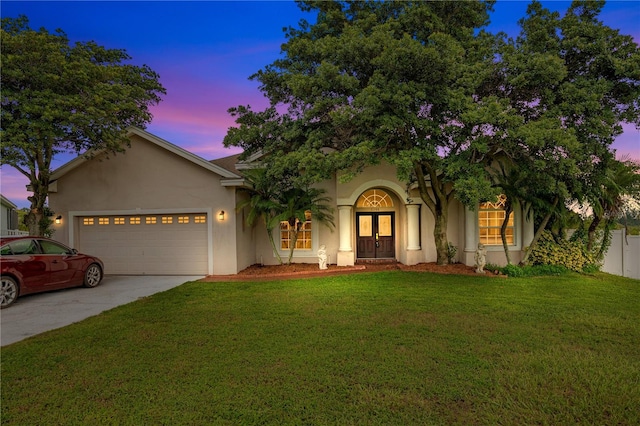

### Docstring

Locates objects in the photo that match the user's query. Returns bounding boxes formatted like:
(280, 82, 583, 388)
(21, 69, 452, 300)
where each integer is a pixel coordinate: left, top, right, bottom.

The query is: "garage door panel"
(78, 213, 209, 275)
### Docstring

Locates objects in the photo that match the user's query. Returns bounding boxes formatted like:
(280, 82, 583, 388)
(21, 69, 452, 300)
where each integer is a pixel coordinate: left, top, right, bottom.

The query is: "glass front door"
(356, 213, 395, 259)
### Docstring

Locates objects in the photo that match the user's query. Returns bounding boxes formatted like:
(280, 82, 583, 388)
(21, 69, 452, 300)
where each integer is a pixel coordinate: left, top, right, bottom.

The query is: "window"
(83, 218, 94, 226)
(280, 211, 312, 250)
(194, 215, 206, 224)
(178, 216, 189, 224)
(479, 195, 514, 245)
(162, 216, 173, 224)
(114, 217, 125, 225)
(356, 189, 394, 208)
(98, 217, 109, 225)
(146, 217, 157, 225)
(40, 240, 71, 255)
(2, 239, 38, 255)
(130, 217, 141, 225)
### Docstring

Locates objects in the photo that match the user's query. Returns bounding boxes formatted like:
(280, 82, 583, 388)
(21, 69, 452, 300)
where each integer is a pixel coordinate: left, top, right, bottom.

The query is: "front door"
(356, 213, 395, 259)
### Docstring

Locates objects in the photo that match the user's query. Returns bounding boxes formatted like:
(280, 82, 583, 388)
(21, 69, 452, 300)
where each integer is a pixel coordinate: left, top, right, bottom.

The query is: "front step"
(355, 258, 397, 265)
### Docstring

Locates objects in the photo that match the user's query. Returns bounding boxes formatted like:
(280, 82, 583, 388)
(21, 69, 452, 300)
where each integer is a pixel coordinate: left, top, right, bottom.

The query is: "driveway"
(0, 275, 202, 346)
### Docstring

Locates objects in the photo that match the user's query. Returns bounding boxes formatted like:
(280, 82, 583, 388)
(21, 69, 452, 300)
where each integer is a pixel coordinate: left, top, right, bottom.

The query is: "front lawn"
(2, 271, 639, 425)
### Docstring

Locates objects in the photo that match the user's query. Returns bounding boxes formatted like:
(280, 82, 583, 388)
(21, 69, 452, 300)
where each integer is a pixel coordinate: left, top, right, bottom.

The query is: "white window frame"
(475, 197, 522, 251)
(273, 213, 319, 258)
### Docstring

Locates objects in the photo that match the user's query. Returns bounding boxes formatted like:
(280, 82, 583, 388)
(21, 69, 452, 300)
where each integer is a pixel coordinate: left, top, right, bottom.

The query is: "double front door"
(356, 212, 395, 259)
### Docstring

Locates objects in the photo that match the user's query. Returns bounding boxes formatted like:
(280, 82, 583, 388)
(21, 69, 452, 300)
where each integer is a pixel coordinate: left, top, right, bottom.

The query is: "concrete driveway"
(0, 275, 202, 346)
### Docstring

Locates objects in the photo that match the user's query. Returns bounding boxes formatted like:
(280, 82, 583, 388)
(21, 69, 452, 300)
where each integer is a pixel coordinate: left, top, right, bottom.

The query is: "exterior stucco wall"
(48, 134, 239, 275)
(234, 190, 257, 272)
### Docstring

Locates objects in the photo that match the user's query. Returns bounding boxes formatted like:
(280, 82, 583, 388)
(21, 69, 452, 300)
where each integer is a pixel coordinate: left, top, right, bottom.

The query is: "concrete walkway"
(1, 275, 201, 346)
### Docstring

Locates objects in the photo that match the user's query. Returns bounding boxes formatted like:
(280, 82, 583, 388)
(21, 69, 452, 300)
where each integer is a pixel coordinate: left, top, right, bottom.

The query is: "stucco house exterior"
(48, 127, 534, 276)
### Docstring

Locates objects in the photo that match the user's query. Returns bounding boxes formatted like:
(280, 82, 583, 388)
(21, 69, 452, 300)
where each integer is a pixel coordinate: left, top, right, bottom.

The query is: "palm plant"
(238, 170, 335, 265)
(236, 168, 285, 264)
(586, 158, 640, 259)
(277, 186, 335, 265)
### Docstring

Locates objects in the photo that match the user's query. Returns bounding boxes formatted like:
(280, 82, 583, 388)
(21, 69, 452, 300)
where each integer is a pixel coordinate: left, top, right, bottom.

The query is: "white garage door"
(77, 213, 209, 275)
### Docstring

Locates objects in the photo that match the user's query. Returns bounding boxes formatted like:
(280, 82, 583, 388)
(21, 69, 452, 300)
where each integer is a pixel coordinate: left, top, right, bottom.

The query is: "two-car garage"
(75, 212, 210, 275)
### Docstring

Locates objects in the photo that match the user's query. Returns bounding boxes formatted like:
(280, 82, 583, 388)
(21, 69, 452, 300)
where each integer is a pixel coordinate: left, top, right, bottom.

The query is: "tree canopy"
(224, 0, 640, 266)
(225, 0, 497, 264)
(1, 16, 166, 235)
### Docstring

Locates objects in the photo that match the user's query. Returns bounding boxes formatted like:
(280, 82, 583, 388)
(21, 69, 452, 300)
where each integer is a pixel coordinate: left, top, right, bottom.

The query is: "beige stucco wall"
(48, 134, 240, 275)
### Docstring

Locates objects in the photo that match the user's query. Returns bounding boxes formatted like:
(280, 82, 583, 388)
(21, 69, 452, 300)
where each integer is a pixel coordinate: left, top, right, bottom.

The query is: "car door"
(37, 239, 84, 287)
(1, 239, 49, 292)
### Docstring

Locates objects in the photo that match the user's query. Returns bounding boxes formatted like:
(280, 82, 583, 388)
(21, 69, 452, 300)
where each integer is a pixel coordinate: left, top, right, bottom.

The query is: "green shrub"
(447, 242, 458, 264)
(499, 263, 570, 277)
(527, 231, 597, 272)
(502, 264, 525, 277)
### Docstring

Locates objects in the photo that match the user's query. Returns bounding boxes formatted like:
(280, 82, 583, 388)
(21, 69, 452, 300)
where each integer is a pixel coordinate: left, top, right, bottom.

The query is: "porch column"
(406, 204, 421, 250)
(463, 207, 477, 265)
(337, 205, 355, 266)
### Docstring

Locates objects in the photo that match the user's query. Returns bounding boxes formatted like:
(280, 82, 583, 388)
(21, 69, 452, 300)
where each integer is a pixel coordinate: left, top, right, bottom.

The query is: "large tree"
(225, 0, 496, 264)
(1, 16, 166, 235)
(469, 0, 640, 264)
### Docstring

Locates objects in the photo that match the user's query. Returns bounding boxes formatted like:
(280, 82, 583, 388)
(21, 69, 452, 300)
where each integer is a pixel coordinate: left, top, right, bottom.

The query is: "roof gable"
(50, 127, 241, 181)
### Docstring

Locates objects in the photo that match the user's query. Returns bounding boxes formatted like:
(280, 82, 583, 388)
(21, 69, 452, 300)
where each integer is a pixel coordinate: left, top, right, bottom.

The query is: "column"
(406, 204, 421, 250)
(463, 207, 477, 266)
(337, 205, 354, 266)
(338, 205, 352, 252)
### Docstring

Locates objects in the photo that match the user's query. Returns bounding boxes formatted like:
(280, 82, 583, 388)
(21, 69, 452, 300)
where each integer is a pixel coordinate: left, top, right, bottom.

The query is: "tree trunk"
(414, 161, 450, 265)
(596, 218, 615, 261)
(433, 212, 449, 265)
(26, 178, 49, 236)
(266, 224, 284, 265)
(287, 225, 300, 265)
(521, 196, 559, 265)
(587, 215, 601, 252)
(501, 201, 513, 265)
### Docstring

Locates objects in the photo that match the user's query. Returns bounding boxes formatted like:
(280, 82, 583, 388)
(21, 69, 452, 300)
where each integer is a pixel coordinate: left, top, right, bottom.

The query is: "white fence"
(603, 229, 640, 280)
(1, 229, 29, 236)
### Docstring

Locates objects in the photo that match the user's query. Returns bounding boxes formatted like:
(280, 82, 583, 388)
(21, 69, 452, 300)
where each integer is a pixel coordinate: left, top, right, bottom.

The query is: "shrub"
(527, 231, 598, 272)
(447, 242, 458, 264)
(499, 263, 570, 277)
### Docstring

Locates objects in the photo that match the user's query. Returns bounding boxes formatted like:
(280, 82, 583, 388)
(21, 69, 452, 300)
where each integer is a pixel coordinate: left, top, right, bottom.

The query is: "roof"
(210, 153, 243, 176)
(0, 194, 18, 210)
(50, 127, 242, 182)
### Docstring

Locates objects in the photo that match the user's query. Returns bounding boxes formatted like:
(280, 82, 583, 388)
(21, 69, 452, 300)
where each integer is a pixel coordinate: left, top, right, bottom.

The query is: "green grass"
(2, 271, 639, 425)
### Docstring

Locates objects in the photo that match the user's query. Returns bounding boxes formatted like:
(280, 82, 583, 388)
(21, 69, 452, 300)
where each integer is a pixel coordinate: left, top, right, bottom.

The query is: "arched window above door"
(356, 189, 394, 208)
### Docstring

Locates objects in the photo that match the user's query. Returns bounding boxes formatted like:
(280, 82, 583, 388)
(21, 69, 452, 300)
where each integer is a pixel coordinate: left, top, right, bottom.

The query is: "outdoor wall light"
(218, 211, 225, 221)
(55, 215, 62, 224)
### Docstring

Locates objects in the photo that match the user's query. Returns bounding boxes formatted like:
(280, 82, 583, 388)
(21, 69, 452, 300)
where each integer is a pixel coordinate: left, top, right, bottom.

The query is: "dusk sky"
(2, 0, 639, 209)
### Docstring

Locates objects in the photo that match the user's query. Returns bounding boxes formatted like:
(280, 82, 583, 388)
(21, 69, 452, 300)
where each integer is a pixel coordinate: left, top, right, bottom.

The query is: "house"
(47, 127, 534, 276)
(1, 194, 27, 236)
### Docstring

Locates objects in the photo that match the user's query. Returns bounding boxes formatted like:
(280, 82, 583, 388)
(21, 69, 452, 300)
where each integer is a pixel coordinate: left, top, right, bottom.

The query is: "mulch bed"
(200, 262, 501, 282)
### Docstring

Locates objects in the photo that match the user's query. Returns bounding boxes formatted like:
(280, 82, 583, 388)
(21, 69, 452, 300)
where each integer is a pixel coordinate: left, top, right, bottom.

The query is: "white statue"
(475, 243, 487, 274)
(318, 244, 328, 270)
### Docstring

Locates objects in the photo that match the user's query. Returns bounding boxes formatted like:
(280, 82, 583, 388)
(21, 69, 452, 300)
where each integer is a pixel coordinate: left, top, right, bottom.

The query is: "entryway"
(356, 212, 395, 259)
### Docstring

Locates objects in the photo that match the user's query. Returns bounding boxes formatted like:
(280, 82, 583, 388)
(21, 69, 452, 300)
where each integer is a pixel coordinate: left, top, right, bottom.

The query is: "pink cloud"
(613, 123, 640, 162)
(0, 166, 31, 209)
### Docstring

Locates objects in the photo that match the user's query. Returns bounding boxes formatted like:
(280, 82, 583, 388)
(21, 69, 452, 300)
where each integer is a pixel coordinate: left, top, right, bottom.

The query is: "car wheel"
(84, 264, 103, 288)
(1, 276, 19, 309)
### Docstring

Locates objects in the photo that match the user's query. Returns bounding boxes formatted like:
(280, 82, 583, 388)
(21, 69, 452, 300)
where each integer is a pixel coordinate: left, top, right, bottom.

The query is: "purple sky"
(2, 1, 639, 208)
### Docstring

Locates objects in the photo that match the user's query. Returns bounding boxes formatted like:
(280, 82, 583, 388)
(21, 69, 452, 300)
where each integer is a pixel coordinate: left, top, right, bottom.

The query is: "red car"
(0, 236, 104, 308)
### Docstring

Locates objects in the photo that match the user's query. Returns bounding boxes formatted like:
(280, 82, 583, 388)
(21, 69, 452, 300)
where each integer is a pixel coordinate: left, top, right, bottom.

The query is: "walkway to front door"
(356, 212, 395, 259)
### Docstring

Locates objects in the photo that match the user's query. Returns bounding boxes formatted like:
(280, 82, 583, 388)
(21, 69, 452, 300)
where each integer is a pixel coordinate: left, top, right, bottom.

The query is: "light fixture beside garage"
(55, 215, 62, 224)
(218, 210, 225, 221)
